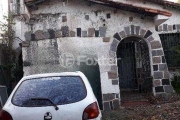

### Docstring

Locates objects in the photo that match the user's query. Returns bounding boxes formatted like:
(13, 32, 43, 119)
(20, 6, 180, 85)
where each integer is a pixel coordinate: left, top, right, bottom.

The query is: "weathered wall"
(119, 0, 180, 25)
(9, 0, 30, 15)
(22, 0, 158, 89)
(22, 37, 119, 93)
(13, 0, 178, 110)
(11, 0, 180, 47)
(156, 8, 180, 33)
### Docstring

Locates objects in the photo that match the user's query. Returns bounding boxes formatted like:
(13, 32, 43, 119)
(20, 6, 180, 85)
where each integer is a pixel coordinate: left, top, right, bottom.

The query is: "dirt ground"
(102, 94, 180, 120)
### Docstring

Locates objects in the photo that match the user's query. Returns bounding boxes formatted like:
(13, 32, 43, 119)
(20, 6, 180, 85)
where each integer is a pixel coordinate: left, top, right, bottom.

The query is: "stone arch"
(109, 25, 174, 95)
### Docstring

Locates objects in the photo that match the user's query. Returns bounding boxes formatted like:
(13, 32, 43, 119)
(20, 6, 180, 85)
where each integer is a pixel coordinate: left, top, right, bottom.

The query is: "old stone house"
(9, 0, 180, 110)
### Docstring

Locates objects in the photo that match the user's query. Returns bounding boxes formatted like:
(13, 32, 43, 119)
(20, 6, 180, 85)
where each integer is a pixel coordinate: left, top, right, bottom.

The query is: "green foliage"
(0, 14, 16, 62)
(0, 13, 15, 48)
(171, 45, 180, 67)
(171, 45, 180, 94)
(0, 13, 16, 82)
(171, 76, 180, 94)
(172, 45, 180, 54)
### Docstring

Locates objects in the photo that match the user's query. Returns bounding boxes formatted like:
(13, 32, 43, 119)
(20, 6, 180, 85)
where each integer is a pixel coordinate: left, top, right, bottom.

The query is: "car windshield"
(12, 76, 87, 107)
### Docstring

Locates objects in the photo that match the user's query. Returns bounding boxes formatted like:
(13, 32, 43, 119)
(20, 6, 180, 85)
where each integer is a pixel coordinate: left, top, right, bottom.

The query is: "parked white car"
(0, 71, 102, 120)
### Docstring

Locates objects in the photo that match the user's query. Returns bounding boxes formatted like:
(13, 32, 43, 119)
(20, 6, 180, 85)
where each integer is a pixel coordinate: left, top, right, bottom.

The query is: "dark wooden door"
(117, 41, 138, 90)
(135, 42, 152, 92)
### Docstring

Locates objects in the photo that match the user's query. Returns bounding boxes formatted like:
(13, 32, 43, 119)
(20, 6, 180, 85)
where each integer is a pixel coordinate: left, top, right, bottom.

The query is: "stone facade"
(157, 24, 180, 32)
(108, 25, 173, 96)
(11, 0, 180, 110)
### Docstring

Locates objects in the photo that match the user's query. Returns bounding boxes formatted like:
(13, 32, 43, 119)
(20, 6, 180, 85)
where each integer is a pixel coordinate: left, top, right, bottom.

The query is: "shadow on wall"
(78, 60, 103, 110)
(0, 86, 8, 107)
(171, 75, 180, 94)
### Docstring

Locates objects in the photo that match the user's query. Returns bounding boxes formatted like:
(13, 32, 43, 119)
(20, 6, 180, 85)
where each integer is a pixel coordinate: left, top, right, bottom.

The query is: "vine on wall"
(171, 45, 180, 94)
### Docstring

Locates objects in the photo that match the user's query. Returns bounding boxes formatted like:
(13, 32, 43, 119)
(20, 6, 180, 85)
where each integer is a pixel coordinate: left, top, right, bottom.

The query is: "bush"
(171, 76, 180, 94)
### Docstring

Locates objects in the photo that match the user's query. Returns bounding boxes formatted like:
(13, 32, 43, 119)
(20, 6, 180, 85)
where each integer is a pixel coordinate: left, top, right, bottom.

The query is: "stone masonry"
(108, 25, 173, 99)
(20, 0, 176, 111)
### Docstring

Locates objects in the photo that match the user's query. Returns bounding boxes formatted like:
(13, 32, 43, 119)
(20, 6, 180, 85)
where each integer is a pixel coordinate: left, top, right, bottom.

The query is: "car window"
(12, 76, 87, 107)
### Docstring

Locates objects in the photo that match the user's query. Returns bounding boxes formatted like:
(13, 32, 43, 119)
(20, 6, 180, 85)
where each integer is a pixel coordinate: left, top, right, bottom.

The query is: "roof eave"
(91, 0, 172, 17)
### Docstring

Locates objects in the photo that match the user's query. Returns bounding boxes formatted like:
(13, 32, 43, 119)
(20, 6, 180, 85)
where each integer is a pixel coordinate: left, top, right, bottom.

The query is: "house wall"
(10, 0, 178, 110)
(156, 8, 180, 33)
(11, 0, 180, 49)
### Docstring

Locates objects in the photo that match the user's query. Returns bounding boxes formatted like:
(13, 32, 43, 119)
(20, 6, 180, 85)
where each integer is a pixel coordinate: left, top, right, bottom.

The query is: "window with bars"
(159, 33, 180, 69)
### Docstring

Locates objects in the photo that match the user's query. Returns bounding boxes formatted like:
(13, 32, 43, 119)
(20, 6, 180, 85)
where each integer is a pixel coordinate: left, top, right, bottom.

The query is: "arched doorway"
(117, 36, 152, 100)
(106, 25, 173, 109)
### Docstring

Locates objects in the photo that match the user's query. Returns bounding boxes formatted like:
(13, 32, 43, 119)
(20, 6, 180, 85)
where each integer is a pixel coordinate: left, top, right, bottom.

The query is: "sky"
(171, 0, 177, 2)
(0, 0, 8, 23)
(0, 0, 178, 22)
(170, 0, 178, 2)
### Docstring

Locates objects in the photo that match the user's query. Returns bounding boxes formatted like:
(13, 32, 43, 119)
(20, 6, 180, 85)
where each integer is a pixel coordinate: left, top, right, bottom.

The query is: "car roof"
(22, 71, 83, 81)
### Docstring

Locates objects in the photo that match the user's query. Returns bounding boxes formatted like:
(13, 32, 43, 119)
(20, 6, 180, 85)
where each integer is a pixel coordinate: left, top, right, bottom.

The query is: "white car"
(0, 71, 102, 120)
